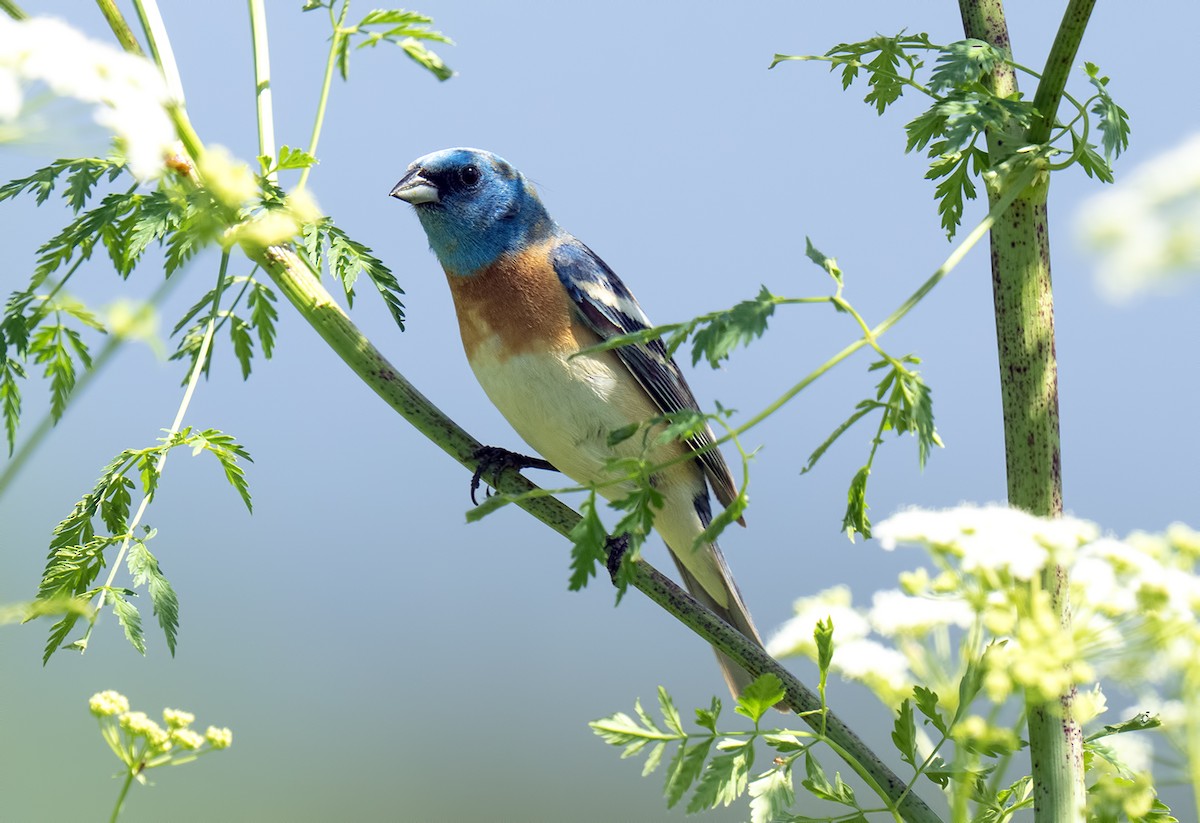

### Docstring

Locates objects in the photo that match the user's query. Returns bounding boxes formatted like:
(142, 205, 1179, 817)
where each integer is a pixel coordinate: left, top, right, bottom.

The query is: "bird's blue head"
(390, 148, 556, 276)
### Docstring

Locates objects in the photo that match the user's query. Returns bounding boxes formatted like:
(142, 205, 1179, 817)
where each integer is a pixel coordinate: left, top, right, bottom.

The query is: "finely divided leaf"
(128, 538, 180, 655)
(690, 286, 776, 368)
(804, 237, 843, 286)
(567, 492, 608, 591)
(664, 738, 713, 809)
(822, 33, 934, 115)
(276, 145, 317, 171)
(892, 699, 918, 767)
(928, 39, 1003, 94)
(749, 766, 795, 823)
(191, 428, 253, 512)
(352, 9, 454, 82)
(913, 685, 947, 734)
(110, 589, 146, 655)
(735, 674, 786, 724)
(1084, 62, 1131, 161)
(247, 280, 279, 358)
(687, 744, 753, 812)
(658, 686, 685, 736)
(1, 358, 24, 454)
(302, 220, 406, 329)
(842, 465, 871, 539)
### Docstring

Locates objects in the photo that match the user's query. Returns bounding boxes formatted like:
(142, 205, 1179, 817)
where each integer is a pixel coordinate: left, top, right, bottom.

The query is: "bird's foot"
(469, 445, 557, 505)
(605, 534, 630, 584)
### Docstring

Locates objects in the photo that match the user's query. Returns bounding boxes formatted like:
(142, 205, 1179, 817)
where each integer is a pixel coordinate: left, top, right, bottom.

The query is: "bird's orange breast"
(444, 238, 598, 362)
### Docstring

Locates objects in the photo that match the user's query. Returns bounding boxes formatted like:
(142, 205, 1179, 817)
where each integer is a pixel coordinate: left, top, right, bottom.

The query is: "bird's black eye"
(459, 164, 481, 187)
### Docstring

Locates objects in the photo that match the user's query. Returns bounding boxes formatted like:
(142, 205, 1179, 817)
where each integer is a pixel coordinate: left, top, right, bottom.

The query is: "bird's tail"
(669, 548, 787, 710)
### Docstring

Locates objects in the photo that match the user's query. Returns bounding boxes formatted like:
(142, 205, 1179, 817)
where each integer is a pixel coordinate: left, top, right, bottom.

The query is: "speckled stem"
(957, 1, 1092, 821)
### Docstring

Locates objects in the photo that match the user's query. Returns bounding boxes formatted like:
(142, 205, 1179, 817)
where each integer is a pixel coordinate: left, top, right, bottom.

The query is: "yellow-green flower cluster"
(193, 145, 323, 251)
(205, 726, 233, 750)
(89, 690, 233, 779)
(89, 690, 129, 717)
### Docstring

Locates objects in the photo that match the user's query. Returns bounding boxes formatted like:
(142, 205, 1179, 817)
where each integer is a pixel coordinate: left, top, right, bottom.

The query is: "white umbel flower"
(0, 16, 177, 180)
(1076, 132, 1200, 301)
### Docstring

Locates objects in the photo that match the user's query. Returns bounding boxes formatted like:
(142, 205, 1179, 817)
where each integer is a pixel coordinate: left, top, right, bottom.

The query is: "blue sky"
(2, 2, 1198, 820)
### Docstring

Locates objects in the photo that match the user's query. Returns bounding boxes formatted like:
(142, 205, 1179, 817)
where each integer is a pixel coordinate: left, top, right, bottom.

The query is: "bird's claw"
(605, 534, 630, 584)
(469, 445, 557, 505)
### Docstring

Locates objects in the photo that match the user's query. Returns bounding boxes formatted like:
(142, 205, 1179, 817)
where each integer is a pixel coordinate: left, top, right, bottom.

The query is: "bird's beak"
(390, 167, 440, 204)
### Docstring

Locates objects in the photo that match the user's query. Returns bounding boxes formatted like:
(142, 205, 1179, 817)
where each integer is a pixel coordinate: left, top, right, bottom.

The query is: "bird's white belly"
(468, 338, 655, 492)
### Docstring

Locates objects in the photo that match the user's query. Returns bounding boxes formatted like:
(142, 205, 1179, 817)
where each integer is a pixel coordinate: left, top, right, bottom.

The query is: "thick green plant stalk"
(957, 1, 1096, 820)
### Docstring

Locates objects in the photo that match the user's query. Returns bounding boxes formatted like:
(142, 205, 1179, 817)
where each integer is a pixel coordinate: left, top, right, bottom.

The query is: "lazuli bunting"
(391, 148, 764, 698)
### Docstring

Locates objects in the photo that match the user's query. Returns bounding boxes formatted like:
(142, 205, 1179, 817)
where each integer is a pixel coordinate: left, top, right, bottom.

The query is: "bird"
(390, 147, 766, 700)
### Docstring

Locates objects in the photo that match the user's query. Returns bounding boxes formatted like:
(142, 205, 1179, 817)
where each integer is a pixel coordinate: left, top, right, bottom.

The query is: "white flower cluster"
(769, 505, 1200, 722)
(1076, 132, 1200, 301)
(0, 16, 177, 181)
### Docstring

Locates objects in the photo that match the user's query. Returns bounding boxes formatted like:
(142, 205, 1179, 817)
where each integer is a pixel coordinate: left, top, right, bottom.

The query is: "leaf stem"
(247, 0, 277, 183)
(82, 251, 229, 651)
(728, 161, 1035, 444)
(1029, 0, 1098, 145)
(130, 0, 185, 103)
(298, 0, 350, 190)
(108, 770, 135, 823)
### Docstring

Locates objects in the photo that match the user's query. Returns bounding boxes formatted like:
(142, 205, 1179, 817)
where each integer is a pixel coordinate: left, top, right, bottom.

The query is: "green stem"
(93, 0, 144, 54)
(130, 0, 184, 102)
(957, 2, 1084, 821)
(247, 0, 277, 183)
(1029, 0, 1098, 144)
(95, 1, 202, 164)
(729, 161, 1034, 443)
(298, 1, 350, 190)
(0, 0, 26, 20)
(109, 771, 135, 823)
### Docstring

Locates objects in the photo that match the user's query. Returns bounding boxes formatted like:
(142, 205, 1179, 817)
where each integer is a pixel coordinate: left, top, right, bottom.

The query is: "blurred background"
(2, 2, 1197, 820)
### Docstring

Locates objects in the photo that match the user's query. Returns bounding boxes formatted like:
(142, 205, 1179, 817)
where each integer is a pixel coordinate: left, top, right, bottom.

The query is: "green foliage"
(688, 286, 778, 368)
(34, 429, 251, 662)
(303, 2, 453, 82)
(804, 238, 843, 287)
(301, 218, 406, 330)
(259, 145, 317, 176)
(775, 33, 1131, 239)
(592, 672, 884, 821)
(582, 286, 781, 370)
(0, 158, 124, 211)
(803, 31, 935, 115)
(804, 353, 940, 540)
(170, 274, 279, 381)
(567, 491, 609, 591)
(605, 466, 663, 602)
(1083, 61, 1131, 161)
(127, 535, 180, 655)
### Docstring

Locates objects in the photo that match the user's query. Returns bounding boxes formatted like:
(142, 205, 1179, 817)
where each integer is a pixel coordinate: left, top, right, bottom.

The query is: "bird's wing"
(550, 238, 741, 513)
